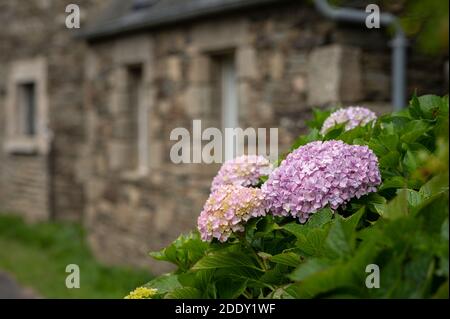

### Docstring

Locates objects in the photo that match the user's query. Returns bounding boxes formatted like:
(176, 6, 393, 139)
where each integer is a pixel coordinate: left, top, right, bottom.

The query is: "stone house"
(0, 0, 447, 273)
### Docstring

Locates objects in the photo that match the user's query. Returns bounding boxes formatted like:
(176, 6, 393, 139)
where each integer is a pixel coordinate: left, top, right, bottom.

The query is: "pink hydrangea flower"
(321, 106, 377, 135)
(198, 185, 266, 242)
(211, 155, 272, 192)
(262, 140, 381, 223)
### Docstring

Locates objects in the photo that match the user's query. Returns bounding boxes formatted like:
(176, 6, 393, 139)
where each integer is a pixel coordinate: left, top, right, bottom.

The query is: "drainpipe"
(314, 0, 408, 111)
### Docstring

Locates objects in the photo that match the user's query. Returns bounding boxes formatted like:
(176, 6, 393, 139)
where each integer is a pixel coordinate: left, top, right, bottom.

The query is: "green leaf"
(379, 134, 399, 152)
(289, 129, 321, 151)
(403, 150, 419, 172)
(270, 252, 302, 267)
(405, 189, 424, 207)
(149, 232, 208, 271)
(383, 189, 409, 219)
(380, 176, 408, 190)
(258, 264, 291, 286)
(215, 278, 248, 299)
(416, 95, 447, 120)
(306, 207, 333, 228)
(433, 281, 449, 299)
(419, 174, 449, 198)
(144, 274, 182, 294)
(306, 108, 332, 130)
(296, 228, 329, 257)
(343, 207, 365, 230)
(379, 151, 401, 169)
(409, 94, 423, 119)
(177, 269, 215, 292)
(288, 258, 332, 282)
(338, 125, 368, 144)
(323, 208, 365, 259)
(324, 218, 353, 259)
(165, 287, 202, 299)
(401, 120, 430, 144)
(287, 238, 380, 298)
(368, 138, 388, 156)
(365, 193, 387, 215)
(192, 247, 263, 272)
(282, 223, 305, 238)
(323, 123, 346, 140)
(441, 219, 449, 241)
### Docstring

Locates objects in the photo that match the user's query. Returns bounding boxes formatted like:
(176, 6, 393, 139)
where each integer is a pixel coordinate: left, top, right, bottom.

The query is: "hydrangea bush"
(130, 95, 449, 299)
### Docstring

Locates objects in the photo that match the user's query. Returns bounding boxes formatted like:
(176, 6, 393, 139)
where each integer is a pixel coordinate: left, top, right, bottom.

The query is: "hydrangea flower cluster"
(211, 155, 272, 192)
(125, 287, 158, 299)
(320, 106, 377, 135)
(198, 185, 266, 242)
(262, 140, 381, 223)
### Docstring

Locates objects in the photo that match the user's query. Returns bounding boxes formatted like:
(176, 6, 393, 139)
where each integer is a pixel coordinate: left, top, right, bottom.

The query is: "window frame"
(4, 57, 50, 155)
(109, 37, 154, 181)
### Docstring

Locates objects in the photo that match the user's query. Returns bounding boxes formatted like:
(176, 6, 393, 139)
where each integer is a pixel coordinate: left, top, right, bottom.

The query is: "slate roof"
(81, 0, 291, 40)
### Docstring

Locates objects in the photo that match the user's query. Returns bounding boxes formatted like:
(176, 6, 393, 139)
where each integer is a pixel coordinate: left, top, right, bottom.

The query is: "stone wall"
(0, 0, 109, 221)
(83, 2, 447, 273)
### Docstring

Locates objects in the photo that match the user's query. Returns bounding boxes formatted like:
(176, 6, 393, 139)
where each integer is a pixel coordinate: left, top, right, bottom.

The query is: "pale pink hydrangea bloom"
(211, 155, 272, 192)
(320, 106, 377, 135)
(262, 140, 381, 223)
(198, 185, 266, 242)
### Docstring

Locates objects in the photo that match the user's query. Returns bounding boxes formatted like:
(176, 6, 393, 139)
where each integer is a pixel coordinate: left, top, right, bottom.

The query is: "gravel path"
(0, 271, 39, 299)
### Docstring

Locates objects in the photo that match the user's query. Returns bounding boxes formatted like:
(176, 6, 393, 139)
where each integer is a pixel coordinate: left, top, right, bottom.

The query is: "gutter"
(314, 0, 408, 110)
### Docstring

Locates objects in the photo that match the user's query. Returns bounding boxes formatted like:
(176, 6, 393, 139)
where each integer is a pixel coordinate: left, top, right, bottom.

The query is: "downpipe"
(314, 0, 408, 110)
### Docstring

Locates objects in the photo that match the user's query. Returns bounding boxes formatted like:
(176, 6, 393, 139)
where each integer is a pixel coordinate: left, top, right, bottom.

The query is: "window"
(126, 64, 149, 175)
(211, 54, 238, 159)
(17, 82, 37, 137)
(4, 57, 49, 154)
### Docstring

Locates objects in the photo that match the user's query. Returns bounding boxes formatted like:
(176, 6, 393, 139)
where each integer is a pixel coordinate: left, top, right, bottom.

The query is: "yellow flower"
(124, 287, 158, 299)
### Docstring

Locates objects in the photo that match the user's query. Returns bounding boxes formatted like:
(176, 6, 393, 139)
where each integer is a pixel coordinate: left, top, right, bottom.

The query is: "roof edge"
(78, 0, 294, 41)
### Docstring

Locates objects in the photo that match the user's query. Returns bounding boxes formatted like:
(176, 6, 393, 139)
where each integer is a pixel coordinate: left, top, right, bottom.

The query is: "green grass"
(0, 214, 152, 299)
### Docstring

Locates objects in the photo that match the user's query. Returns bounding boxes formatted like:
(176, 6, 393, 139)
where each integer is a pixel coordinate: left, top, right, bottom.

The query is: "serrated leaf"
(405, 189, 423, 207)
(379, 151, 401, 169)
(306, 207, 334, 228)
(365, 193, 387, 214)
(297, 228, 329, 257)
(215, 278, 248, 299)
(419, 174, 449, 198)
(282, 222, 305, 238)
(383, 189, 409, 220)
(192, 248, 263, 272)
(288, 258, 332, 281)
(270, 252, 301, 267)
(380, 176, 407, 190)
(165, 287, 202, 299)
(379, 134, 399, 152)
(149, 232, 208, 271)
(401, 120, 430, 143)
(144, 274, 182, 294)
(323, 123, 346, 140)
